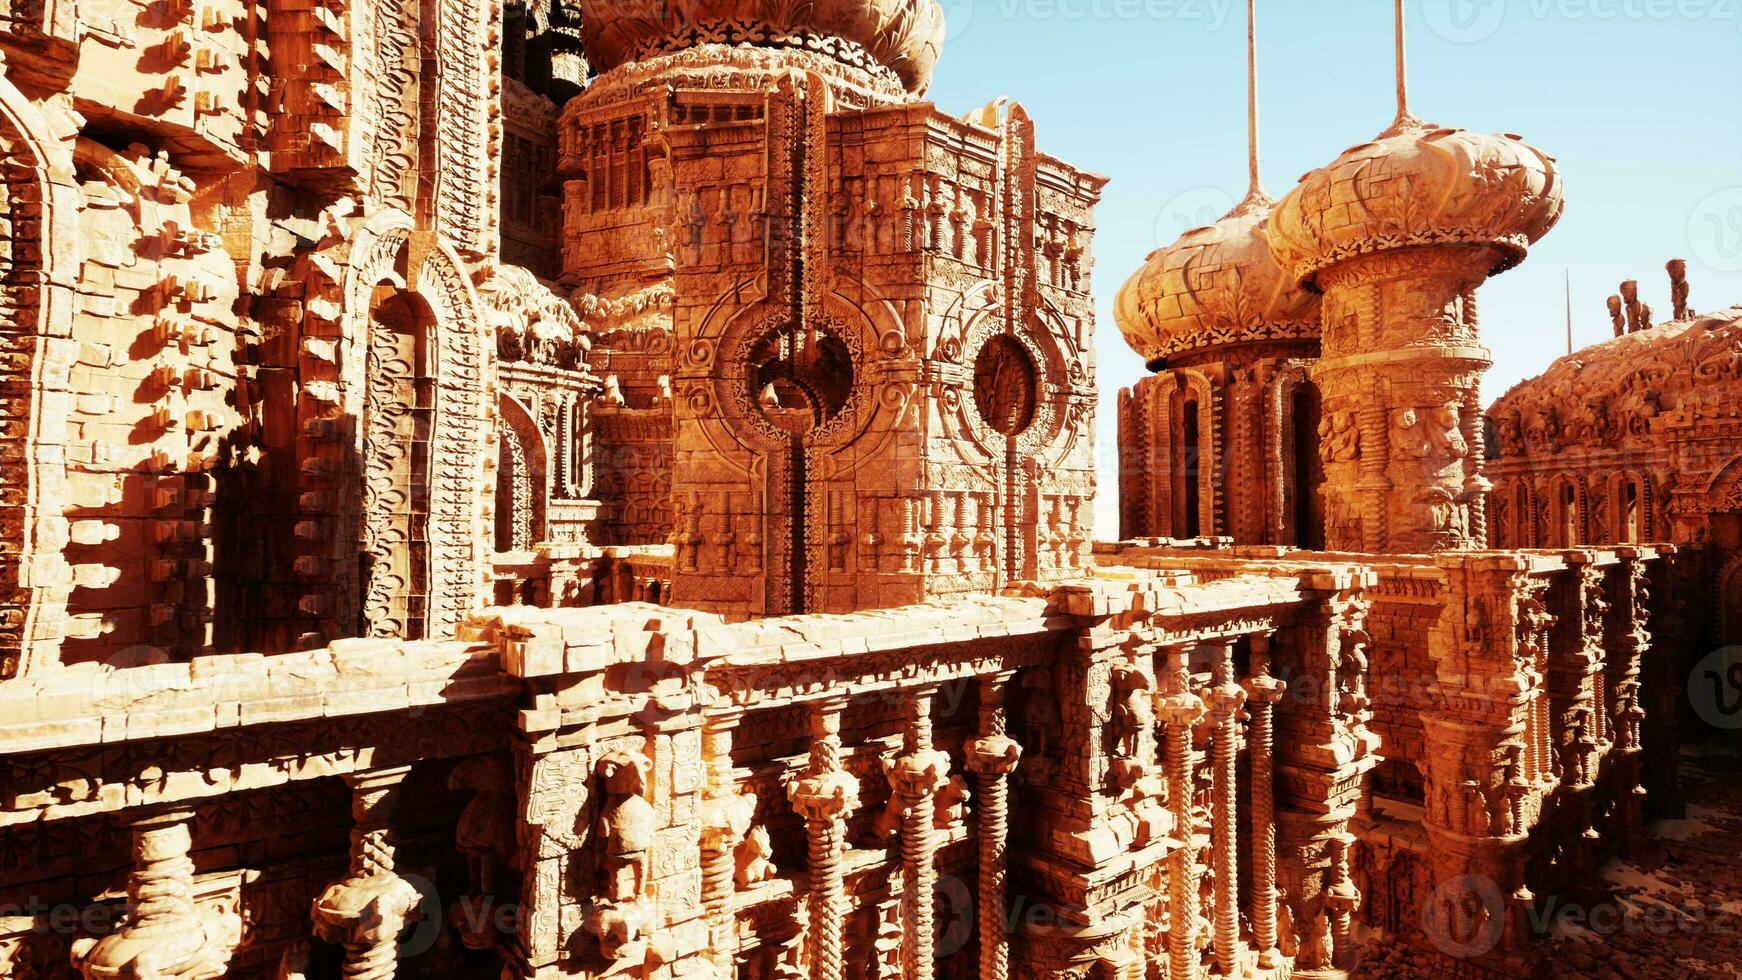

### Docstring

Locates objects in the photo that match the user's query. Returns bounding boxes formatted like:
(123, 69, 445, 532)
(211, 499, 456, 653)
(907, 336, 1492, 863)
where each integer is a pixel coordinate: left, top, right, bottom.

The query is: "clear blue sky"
(921, 0, 1742, 534)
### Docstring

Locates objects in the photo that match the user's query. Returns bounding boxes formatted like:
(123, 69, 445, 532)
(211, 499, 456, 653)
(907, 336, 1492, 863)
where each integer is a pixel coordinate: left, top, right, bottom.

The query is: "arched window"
(494, 394, 548, 553)
(1291, 384, 1324, 550)
(1556, 479, 1581, 547)
(1620, 477, 1641, 544)
(1179, 397, 1201, 538)
(360, 287, 437, 638)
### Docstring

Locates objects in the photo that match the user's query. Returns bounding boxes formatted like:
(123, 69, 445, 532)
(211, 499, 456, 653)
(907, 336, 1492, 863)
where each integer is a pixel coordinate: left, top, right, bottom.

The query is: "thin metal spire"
(1394, 0, 1410, 122)
(1246, 0, 1262, 200)
(1231, 0, 1271, 213)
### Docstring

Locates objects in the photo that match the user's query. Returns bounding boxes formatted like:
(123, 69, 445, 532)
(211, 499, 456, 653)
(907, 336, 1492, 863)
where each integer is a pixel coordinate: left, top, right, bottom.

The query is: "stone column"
(1309, 247, 1498, 553)
(889, 684, 951, 980)
(1157, 644, 1206, 980)
(71, 806, 243, 980)
(1245, 635, 1288, 968)
(1205, 640, 1247, 975)
(788, 695, 860, 980)
(312, 766, 423, 980)
(967, 671, 1023, 980)
(1325, 833, 1360, 972)
(1610, 550, 1653, 848)
(700, 706, 751, 974)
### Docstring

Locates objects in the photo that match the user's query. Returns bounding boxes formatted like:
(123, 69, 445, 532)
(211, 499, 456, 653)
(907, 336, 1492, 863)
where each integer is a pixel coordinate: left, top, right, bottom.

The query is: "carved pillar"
(71, 807, 243, 980)
(312, 766, 422, 980)
(700, 707, 751, 973)
(1157, 644, 1206, 980)
(967, 671, 1023, 980)
(1245, 635, 1287, 967)
(788, 695, 860, 980)
(1310, 248, 1496, 553)
(889, 684, 951, 980)
(1205, 640, 1246, 975)
(1610, 550, 1653, 847)
(1325, 833, 1360, 971)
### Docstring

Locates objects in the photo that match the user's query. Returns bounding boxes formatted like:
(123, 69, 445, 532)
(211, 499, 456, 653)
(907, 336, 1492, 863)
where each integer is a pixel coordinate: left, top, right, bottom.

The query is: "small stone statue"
(1667, 258, 1692, 320)
(869, 791, 906, 843)
(735, 825, 776, 888)
(1109, 664, 1153, 760)
(592, 750, 656, 962)
(601, 375, 626, 407)
(933, 773, 971, 829)
(1620, 280, 1647, 333)
(1607, 294, 1626, 337)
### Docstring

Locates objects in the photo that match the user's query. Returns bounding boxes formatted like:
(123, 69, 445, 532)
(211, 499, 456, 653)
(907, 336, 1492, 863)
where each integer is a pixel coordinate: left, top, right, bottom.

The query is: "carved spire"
(1386, 0, 1423, 134)
(1241, 0, 1269, 208)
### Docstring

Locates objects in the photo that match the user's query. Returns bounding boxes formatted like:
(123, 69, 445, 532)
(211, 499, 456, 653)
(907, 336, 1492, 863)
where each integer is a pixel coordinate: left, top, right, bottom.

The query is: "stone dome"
(1488, 305, 1742, 457)
(1114, 192, 1321, 370)
(578, 0, 947, 93)
(1267, 115, 1565, 290)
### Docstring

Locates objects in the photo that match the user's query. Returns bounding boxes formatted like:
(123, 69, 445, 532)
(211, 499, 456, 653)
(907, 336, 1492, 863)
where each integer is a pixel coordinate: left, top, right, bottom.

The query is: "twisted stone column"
(1158, 645, 1206, 980)
(1325, 833, 1360, 971)
(890, 684, 951, 980)
(1245, 636, 1287, 968)
(788, 695, 860, 980)
(312, 766, 422, 980)
(71, 806, 242, 980)
(967, 671, 1022, 980)
(1206, 641, 1247, 976)
(700, 707, 751, 974)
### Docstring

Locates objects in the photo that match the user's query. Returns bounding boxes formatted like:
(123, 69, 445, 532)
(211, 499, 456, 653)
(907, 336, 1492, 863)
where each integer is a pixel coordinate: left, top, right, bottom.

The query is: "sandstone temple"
(0, 0, 1734, 976)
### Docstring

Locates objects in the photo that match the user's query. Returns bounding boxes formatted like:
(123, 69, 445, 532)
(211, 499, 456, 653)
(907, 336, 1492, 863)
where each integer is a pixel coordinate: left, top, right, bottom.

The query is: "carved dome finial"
(1266, 0, 1565, 290)
(1114, 0, 1319, 370)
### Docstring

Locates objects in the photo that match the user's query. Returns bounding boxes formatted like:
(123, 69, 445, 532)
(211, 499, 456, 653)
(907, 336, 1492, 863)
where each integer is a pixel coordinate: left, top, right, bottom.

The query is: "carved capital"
(887, 748, 952, 800)
(1207, 683, 1248, 724)
(966, 734, 1022, 776)
(1245, 674, 1288, 705)
(789, 769, 861, 823)
(1155, 691, 1206, 727)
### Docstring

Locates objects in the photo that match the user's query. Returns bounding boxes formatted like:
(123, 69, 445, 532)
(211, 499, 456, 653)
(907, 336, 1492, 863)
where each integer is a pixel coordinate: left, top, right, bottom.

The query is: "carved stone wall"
(558, 57, 1102, 618)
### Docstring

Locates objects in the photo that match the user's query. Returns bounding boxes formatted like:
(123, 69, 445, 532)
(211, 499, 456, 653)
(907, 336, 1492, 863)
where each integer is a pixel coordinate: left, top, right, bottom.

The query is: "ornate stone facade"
(0, 0, 1722, 979)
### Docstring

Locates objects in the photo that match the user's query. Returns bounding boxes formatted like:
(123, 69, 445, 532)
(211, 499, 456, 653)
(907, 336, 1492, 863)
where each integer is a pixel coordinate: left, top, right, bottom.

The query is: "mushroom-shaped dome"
(1267, 116, 1564, 289)
(579, 0, 947, 93)
(1115, 194, 1321, 370)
